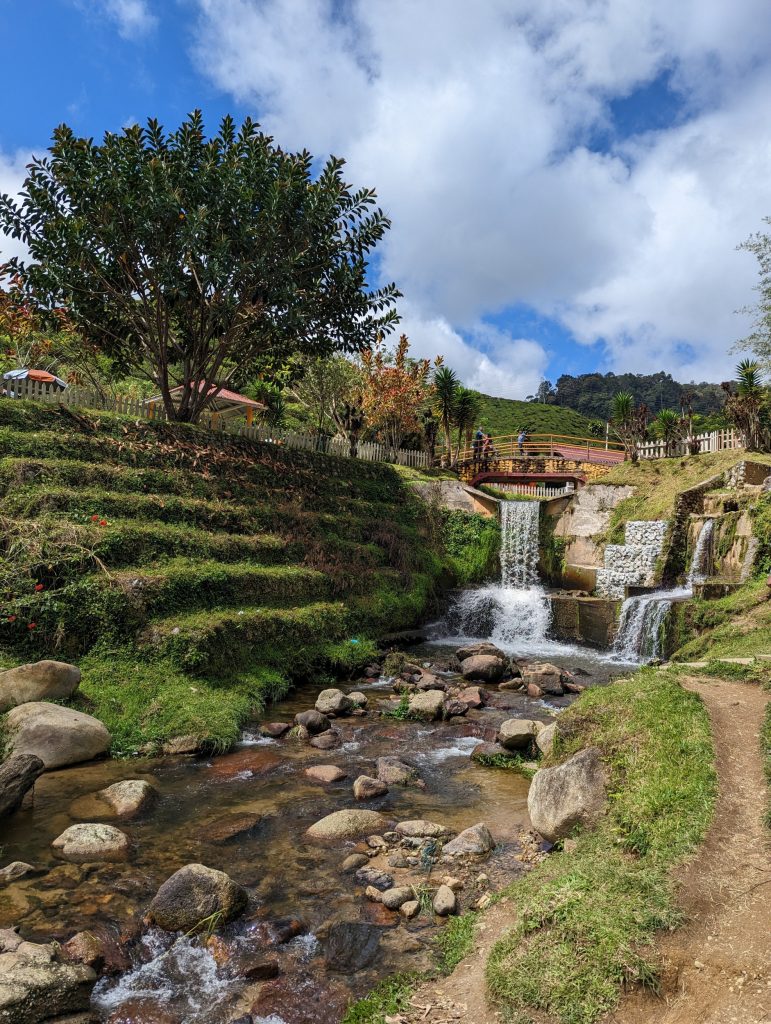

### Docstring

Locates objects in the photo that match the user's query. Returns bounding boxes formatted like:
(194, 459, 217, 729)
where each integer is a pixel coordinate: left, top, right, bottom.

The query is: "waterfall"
(612, 518, 714, 663)
(687, 518, 713, 586)
(442, 500, 552, 649)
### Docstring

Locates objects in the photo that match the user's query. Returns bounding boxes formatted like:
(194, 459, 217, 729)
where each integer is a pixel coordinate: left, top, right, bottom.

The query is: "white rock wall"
(595, 520, 668, 599)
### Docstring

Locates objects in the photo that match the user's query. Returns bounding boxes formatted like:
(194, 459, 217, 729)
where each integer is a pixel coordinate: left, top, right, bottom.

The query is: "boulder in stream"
(407, 689, 445, 721)
(457, 685, 487, 709)
(536, 721, 558, 755)
(497, 719, 539, 750)
(528, 747, 607, 843)
(305, 765, 347, 783)
(432, 884, 457, 916)
(295, 709, 331, 735)
(70, 779, 157, 822)
(441, 823, 494, 857)
(395, 819, 450, 839)
(315, 689, 354, 717)
(0, 660, 81, 712)
(260, 722, 292, 738)
(0, 928, 96, 1024)
(521, 663, 565, 695)
(309, 729, 342, 750)
(381, 885, 413, 911)
(456, 642, 506, 662)
(460, 654, 505, 683)
(0, 753, 44, 819)
(51, 823, 130, 864)
(376, 756, 423, 788)
(307, 808, 388, 841)
(147, 863, 248, 933)
(5, 702, 110, 769)
(353, 775, 389, 800)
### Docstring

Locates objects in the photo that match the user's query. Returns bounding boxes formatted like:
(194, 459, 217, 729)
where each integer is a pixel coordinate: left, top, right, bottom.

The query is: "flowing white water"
(612, 518, 714, 663)
(440, 500, 555, 652)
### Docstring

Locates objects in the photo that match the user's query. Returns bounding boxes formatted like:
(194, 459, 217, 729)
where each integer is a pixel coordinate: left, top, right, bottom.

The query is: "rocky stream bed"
(0, 645, 609, 1024)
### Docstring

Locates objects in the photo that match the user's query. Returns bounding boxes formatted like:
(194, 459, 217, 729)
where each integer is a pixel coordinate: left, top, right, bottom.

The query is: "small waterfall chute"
(441, 499, 552, 649)
(612, 518, 715, 663)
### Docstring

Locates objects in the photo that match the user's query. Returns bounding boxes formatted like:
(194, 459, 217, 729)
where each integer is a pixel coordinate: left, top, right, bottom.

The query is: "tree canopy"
(0, 111, 400, 422)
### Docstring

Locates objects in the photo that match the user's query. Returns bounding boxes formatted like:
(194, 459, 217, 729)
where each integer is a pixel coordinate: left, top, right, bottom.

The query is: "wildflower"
(99, 519, 108, 527)
(90, 514, 100, 522)
(34, 583, 44, 592)
(27, 622, 37, 630)
(7, 614, 16, 623)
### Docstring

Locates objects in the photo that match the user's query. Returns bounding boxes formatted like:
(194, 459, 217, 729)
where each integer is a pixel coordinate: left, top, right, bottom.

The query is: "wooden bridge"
(451, 433, 626, 489)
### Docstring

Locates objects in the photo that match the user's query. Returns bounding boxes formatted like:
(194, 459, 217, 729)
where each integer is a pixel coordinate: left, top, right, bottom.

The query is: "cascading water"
(441, 500, 553, 649)
(612, 518, 714, 663)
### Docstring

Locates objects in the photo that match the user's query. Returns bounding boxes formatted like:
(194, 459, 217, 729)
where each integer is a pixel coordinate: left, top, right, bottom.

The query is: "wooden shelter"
(147, 383, 267, 426)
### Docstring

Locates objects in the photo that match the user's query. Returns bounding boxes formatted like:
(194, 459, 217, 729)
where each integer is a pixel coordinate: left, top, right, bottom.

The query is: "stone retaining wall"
(595, 519, 668, 598)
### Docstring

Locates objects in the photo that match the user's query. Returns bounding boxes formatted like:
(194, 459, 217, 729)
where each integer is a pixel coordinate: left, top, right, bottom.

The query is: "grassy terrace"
(0, 400, 485, 753)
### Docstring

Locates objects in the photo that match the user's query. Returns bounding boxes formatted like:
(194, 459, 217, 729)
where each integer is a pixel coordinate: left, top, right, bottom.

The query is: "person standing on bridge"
(517, 428, 527, 456)
(473, 426, 484, 463)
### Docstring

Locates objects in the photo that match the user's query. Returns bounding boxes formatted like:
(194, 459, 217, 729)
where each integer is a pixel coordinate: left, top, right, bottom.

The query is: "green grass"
(0, 400, 467, 751)
(436, 911, 479, 973)
(341, 973, 421, 1024)
(441, 508, 501, 585)
(474, 751, 538, 779)
(486, 671, 716, 1024)
(472, 394, 595, 440)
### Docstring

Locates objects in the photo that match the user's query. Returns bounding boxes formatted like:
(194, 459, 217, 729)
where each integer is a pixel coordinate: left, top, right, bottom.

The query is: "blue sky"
(1, 1, 770, 397)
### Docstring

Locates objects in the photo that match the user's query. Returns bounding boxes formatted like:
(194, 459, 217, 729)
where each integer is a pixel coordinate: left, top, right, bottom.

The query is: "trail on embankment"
(608, 676, 771, 1024)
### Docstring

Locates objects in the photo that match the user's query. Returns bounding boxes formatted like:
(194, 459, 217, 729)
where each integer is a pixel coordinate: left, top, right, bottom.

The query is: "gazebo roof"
(148, 382, 267, 418)
(3, 368, 68, 388)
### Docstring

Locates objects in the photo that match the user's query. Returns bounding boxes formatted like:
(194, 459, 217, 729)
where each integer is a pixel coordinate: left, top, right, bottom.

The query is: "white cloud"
(0, 151, 31, 267)
(101, 0, 157, 40)
(191, 0, 771, 388)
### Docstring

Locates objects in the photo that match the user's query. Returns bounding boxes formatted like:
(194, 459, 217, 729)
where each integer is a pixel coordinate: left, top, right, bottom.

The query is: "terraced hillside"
(0, 401, 459, 754)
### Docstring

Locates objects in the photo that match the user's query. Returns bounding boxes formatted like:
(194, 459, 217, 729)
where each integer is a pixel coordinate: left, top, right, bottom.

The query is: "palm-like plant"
(433, 366, 459, 463)
(723, 359, 766, 450)
(452, 387, 482, 462)
(653, 409, 683, 457)
(611, 391, 648, 462)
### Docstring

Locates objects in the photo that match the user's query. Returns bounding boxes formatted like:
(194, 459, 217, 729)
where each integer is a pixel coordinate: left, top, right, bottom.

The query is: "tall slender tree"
(452, 386, 482, 462)
(611, 391, 649, 462)
(433, 366, 459, 463)
(722, 359, 766, 450)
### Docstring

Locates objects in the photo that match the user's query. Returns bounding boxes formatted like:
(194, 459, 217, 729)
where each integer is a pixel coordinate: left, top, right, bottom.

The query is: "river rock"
(376, 756, 422, 788)
(443, 698, 468, 717)
(208, 812, 263, 844)
(0, 861, 40, 885)
(395, 819, 449, 839)
(162, 734, 200, 754)
(497, 719, 538, 750)
(0, 753, 45, 818)
(0, 931, 96, 1023)
(324, 922, 382, 973)
(456, 642, 506, 662)
(5, 703, 111, 770)
(309, 730, 342, 750)
(340, 853, 369, 873)
(147, 864, 248, 933)
(416, 672, 447, 692)
(260, 722, 291, 738)
(536, 722, 558, 755)
(61, 928, 130, 976)
(441, 823, 494, 857)
(521, 663, 565, 696)
(295, 709, 330, 735)
(381, 886, 413, 911)
(315, 689, 354, 717)
(348, 691, 368, 708)
(460, 654, 505, 683)
(471, 741, 519, 762)
(99, 779, 156, 819)
(432, 884, 457, 916)
(407, 689, 446, 721)
(0, 660, 82, 713)
(307, 809, 388, 840)
(457, 686, 487, 709)
(353, 776, 388, 800)
(52, 824, 130, 864)
(306, 765, 348, 783)
(355, 866, 393, 891)
(528, 747, 608, 843)
(400, 899, 420, 919)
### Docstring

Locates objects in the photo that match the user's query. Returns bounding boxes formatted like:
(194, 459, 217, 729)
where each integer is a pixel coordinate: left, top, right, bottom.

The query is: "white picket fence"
(1, 377, 430, 468)
(486, 481, 576, 499)
(635, 428, 744, 460)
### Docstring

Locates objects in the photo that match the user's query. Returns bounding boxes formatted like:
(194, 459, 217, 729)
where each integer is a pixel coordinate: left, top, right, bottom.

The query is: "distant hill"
(473, 392, 596, 439)
(547, 371, 726, 421)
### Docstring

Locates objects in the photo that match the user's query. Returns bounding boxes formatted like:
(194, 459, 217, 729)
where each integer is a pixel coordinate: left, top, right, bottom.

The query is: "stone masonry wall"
(595, 519, 668, 598)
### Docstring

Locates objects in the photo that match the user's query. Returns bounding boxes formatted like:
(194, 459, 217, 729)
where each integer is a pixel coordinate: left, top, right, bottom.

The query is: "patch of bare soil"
(607, 676, 771, 1024)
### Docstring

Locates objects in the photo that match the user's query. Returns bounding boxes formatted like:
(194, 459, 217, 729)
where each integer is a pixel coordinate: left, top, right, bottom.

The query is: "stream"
(1, 501, 641, 1023)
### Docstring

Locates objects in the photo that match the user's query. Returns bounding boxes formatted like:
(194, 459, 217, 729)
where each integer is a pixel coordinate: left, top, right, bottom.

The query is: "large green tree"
(0, 112, 400, 422)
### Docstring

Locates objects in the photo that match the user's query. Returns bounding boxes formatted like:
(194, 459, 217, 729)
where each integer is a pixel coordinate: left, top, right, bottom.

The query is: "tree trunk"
(0, 753, 44, 819)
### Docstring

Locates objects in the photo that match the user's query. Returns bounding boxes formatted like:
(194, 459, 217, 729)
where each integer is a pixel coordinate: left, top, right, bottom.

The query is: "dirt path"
(402, 676, 770, 1024)
(607, 676, 771, 1024)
